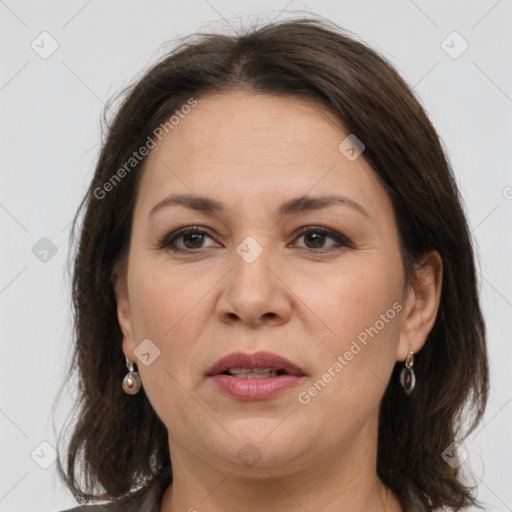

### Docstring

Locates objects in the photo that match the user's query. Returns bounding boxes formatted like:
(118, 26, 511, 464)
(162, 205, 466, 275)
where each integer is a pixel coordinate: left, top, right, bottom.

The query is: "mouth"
(206, 351, 306, 401)
(206, 350, 306, 378)
(220, 368, 288, 379)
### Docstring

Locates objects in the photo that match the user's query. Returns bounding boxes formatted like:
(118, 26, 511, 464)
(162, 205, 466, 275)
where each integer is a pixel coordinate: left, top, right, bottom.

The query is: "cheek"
(127, 265, 206, 427)
(129, 256, 205, 340)
(126, 259, 202, 387)
(299, 252, 404, 403)
(309, 250, 403, 345)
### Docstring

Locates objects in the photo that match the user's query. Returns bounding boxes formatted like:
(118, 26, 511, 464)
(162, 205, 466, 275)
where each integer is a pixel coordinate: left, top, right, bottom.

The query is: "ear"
(396, 250, 443, 361)
(112, 260, 136, 361)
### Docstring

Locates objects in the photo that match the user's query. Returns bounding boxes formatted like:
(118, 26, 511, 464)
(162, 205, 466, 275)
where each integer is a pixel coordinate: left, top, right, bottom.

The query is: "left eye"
(291, 227, 348, 251)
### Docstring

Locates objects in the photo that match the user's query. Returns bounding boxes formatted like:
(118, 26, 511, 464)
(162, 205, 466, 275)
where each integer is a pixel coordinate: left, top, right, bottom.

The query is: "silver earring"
(122, 357, 141, 395)
(400, 350, 416, 395)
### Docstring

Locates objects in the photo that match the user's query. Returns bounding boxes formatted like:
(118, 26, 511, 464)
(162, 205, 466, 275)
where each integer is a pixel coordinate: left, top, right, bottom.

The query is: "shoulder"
(59, 502, 155, 512)
(58, 480, 164, 512)
(59, 503, 150, 512)
(59, 505, 120, 512)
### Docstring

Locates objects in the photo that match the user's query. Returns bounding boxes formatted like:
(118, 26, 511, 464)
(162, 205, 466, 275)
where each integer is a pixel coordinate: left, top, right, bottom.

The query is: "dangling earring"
(122, 356, 141, 395)
(400, 350, 416, 395)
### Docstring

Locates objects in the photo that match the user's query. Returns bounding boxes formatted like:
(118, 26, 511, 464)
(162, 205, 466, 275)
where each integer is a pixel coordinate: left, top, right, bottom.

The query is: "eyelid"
(156, 225, 217, 250)
(291, 225, 353, 249)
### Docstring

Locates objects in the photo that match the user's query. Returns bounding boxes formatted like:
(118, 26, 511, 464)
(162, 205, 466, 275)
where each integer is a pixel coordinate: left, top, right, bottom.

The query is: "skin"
(115, 91, 443, 512)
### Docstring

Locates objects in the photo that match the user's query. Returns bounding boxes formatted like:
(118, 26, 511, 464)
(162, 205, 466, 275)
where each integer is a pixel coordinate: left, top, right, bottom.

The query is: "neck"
(160, 418, 402, 512)
(161, 467, 401, 512)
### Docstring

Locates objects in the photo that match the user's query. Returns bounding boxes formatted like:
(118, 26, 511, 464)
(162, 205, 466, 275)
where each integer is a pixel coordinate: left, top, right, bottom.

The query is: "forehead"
(150, 92, 346, 165)
(134, 91, 389, 219)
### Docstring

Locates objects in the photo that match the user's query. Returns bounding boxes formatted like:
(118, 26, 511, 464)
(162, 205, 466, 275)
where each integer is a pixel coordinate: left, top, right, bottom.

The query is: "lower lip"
(208, 374, 304, 401)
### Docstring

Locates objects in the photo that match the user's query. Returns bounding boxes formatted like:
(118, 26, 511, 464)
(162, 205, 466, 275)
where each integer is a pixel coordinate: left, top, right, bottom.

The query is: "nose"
(216, 244, 292, 328)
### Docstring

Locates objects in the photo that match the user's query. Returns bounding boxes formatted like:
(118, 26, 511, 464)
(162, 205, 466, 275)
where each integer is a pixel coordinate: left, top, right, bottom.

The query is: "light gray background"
(1, 1, 511, 511)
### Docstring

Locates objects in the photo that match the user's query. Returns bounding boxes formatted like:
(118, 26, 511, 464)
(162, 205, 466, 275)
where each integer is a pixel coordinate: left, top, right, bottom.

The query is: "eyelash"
(157, 225, 352, 254)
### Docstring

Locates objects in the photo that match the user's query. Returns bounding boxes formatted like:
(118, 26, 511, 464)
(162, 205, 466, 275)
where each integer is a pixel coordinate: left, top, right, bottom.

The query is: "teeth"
(227, 369, 280, 379)
(227, 368, 271, 374)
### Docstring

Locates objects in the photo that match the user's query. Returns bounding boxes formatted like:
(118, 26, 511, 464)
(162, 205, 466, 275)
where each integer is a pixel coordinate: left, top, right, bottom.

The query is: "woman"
(56, 17, 489, 512)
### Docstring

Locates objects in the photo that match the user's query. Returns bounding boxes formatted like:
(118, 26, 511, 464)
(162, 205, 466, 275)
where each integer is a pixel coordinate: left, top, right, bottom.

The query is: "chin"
(211, 423, 308, 470)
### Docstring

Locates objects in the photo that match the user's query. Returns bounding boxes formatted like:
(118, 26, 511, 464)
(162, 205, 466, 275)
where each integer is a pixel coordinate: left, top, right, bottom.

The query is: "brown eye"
(292, 227, 350, 252)
(159, 227, 217, 252)
(303, 231, 327, 249)
(181, 232, 206, 249)
(159, 225, 351, 254)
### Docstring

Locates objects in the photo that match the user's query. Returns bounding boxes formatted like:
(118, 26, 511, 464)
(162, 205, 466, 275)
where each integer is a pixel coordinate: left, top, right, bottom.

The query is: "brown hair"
(56, 16, 489, 511)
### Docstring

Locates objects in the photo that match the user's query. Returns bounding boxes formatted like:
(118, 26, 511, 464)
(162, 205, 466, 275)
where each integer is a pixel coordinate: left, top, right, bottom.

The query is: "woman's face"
(116, 91, 418, 476)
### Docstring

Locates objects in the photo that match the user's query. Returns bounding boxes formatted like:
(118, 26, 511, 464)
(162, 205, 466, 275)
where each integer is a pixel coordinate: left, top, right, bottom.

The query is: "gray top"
(58, 481, 448, 511)
(59, 482, 162, 512)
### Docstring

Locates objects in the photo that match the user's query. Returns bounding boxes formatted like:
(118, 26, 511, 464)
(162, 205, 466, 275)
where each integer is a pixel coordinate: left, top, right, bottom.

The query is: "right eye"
(158, 226, 219, 252)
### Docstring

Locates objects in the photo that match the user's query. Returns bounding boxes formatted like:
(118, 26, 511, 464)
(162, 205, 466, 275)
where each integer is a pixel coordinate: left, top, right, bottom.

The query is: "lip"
(207, 351, 305, 377)
(206, 351, 306, 401)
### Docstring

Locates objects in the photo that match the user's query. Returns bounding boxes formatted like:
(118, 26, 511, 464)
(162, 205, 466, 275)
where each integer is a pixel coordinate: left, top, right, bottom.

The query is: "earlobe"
(396, 250, 443, 362)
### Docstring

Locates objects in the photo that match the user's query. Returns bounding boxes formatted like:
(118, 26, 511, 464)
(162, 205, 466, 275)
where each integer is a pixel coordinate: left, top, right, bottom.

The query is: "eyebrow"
(149, 193, 370, 219)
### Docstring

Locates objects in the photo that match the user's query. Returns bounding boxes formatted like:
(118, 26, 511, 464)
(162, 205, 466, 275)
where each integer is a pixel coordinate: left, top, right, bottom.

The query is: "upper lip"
(207, 351, 305, 376)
